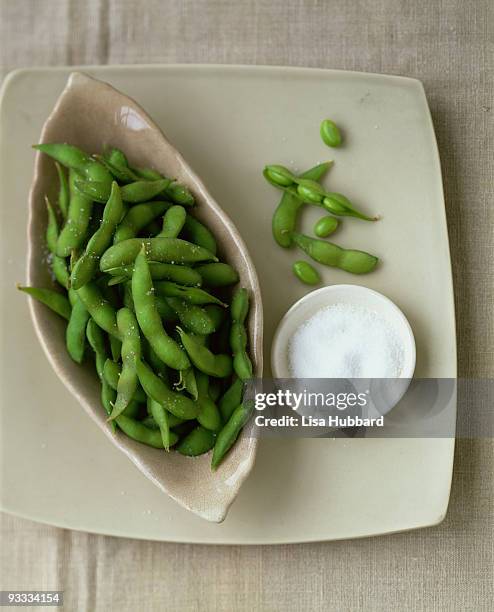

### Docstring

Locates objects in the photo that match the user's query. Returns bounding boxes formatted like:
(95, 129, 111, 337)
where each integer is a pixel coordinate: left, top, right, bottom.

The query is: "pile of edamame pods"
(19, 143, 255, 469)
(263, 120, 380, 284)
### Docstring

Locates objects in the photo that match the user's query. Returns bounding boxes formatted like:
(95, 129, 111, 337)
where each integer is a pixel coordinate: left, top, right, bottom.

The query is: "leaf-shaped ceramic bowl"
(27, 72, 263, 523)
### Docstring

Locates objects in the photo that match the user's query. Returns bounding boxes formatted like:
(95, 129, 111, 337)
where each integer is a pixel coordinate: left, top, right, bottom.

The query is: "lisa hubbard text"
(255, 415, 384, 428)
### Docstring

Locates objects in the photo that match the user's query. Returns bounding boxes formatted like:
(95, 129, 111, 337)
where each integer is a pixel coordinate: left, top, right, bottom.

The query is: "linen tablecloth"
(1, 1, 493, 610)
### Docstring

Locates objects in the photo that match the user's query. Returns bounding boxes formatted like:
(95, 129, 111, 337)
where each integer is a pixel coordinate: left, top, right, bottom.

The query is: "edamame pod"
(34, 143, 112, 191)
(71, 182, 124, 289)
(154, 281, 226, 307)
(113, 201, 170, 243)
(229, 288, 253, 380)
(196, 371, 222, 431)
(211, 401, 254, 469)
(177, 426, 215, 456)
(177, 327, 232, 378)
(66, 290, 90, 363)
(55, 162, 69, 220)
(182, 215, 217, 255)
(75, 178, 171, 204)
(292, 233, 378, 274)
(56, 169, 93, 257)
(264, 164, 376, 221)
(120, 179, 171, 203)
(157, 205, 187, 238)
(166, 183, 195, 206)
(109, 308, 141, 420)
(86, 318, 116, 430)
(166, 298, 220, 336)
(45, 196, 59, 254)
(147, 396, 172, 450)
(50, 255, 70, 289)
(105, 262, 202, 287)
(102, 359, 146, 403)
(136, 359, 199, 419)
(17, 285, 71, 320)
(195, 263, 239, 287)
(218, 378, 244, 421)
(115, 415, 178, 449)
(271, 162, 333, 248)
(44, 196, 69, 289)
(132, 248, 190, 370)
(76, 282, 119, 338)
(100, 237, 217, 271)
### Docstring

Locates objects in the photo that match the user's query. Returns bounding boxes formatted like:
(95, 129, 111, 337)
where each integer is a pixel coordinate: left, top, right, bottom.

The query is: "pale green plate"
(0, 65, 456, 543)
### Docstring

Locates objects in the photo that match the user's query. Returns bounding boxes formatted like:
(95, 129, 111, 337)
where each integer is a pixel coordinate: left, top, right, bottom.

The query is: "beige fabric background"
(1, 1, 493, 610)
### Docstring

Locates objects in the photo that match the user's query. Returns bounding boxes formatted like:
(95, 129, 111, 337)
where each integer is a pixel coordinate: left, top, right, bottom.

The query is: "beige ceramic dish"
(27, 71, 263, 523)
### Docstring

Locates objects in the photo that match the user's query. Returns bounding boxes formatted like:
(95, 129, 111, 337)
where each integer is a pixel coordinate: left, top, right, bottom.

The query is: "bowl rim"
(271, 283, 417, 380)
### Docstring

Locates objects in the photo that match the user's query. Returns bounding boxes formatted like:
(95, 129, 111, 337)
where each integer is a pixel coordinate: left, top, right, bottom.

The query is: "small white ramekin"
(271, 285, 416, 417)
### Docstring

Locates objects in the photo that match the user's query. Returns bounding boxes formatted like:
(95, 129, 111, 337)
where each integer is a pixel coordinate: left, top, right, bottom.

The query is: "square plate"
(0, 65, 456, 543)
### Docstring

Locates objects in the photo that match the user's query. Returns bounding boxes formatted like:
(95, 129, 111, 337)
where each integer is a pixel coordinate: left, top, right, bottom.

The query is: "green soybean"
(219, 378, 244, 421)
(165, 183, 195, 206)
(45, 196, 59, 253)
(102, 358, 147, 403)
(182, 215, 217, 255)
(271, 162, 332, 248)
(158, 205, 187, 238)
(292, 260, 321, 285)
(292, 233, 378, 274)
(86, 318, 107, 379)
(120, 179, 171, 203)
(132, 248, 190, 371)
(320, 119, 342, 148)
(55, 162, 69, 220)
(86, 319, 116, 429)
(296, 179, 326, 203)
(76, 282, 119, 338)
(51, 255, 70, 289)
(56, 169, 93, 257)
(177, 327, 232, 378)
(264, 164, 295, 187)
(136, 359, 199, 419)
(166, 298, 220, 336)
(100, 237, 217, 271)
(264, 164, 376, 221)
(109, 308, 141, 420)
(196, 371, 222, 431)
(115, 415, 178, 449)
(314, 215, 339, 237)
(147, 396, 172, 450)
(177, 426, 215, 456)
(195, 263, 239, 287)
(230, 288, 253, 381)
(113, 201, 170, 243)
(71, 182, 124, 289)
(211, 401, 254, 469)
(75, 178, 171, 204)
(105, 262, 202, 287)
(17, 285, 71, 320)
(154, 281, 226, 306)
(44, 195, 69, 289)
(66, 290, 90, 363)
(34, 143, 113, 194)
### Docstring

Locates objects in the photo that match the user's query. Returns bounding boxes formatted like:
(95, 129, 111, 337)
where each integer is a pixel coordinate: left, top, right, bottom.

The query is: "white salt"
(288, 303, 405, 378)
